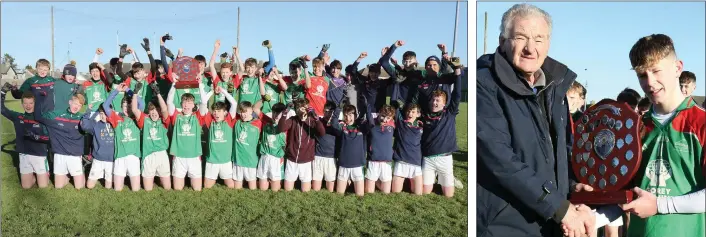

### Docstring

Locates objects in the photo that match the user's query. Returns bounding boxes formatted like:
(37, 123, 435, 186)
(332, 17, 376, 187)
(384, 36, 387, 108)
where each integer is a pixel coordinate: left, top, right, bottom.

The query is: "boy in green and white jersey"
(103, 84, 142, 192)
(232, 99, 264, 190)
(131, 83, 172, 191)
(166, 75, 211, 191)
(203, 86, 238, 189)
(256, 103, 288, 192)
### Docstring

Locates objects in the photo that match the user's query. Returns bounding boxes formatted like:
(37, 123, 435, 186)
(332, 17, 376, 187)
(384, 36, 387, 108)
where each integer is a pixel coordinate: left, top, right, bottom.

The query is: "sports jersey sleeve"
(161, 115, 171, 128)
(106, 110, 123, 128)
(170, 110, 179, 126)
(233, 74, 243, 89)
(196, 112, 208, 126)
(137, 113, 146, 129)
(79, 110, 98, 134)
(203, 114, 213, 129)
(226, 115, 237, 128)
(1, 94, 20, 123)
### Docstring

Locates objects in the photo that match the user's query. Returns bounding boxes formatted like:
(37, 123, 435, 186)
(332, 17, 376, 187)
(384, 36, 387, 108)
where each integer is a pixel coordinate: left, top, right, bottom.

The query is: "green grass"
(1, 99, 468, 236)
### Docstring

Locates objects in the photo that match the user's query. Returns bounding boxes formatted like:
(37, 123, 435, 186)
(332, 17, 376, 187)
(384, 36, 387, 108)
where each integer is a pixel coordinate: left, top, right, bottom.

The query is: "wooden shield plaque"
(569, 99, 642, 204)
(173, 56, 200, 89)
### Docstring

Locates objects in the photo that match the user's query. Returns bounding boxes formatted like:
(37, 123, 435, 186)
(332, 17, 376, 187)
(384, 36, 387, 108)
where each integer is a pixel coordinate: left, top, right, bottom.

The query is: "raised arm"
(166, 79, 177, 116)
(154, 86, 169, 119)
(93, 48, 102, 63)
(329, 107, 343, 135)
(0, 92, 20, 122)
(198, 77, 211, 116)
(438, 44, 454, 74)
(79, 108, 99, 134)
(142, 38, 158, 76)
(220, 86, 238, 119)
(159, 44, 169, 73)
(277, 108, 293, 133)
(131, 94, 143, 119)
(447, 64, 464, 115)
(253, 99, 263, 116)
(264, 42, 276, 74)
(210, 40, 221, 84)
(380, 41, 404, 79)
(103, 87, 121, 116)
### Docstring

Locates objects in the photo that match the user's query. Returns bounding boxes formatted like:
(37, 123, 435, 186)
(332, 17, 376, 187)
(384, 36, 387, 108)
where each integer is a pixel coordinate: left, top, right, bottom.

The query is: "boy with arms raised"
(282, 56, 311, 107)
(103, 84, 144, 192)
(312, 102, 340, 192)
(364, 104, 396, 194)
(80, 104, 115, 189)
(330, 102, 368, 196)
(201, 86, 237, 189)
(209, 40, 239, 103)
(278, 98, 325, 192)
(34, 93, 86, 189)
(568, 34, 706, 237)
(131, 84, 172, 191)
(1, 88, 50, 189)
(166, 75, 211, 191)
(232, 98, 264, 190)
(420, 59, 463, 198)
(346, 52, 391, 115)
(256, 103, 287, 192)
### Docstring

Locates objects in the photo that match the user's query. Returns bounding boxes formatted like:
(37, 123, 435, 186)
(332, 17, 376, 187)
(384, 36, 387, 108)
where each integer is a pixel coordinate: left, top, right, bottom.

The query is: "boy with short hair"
(312, 101, 339, 192)
(1, 89, 50, 189)
(420, 62, 463, 198)
(202, 86, 237, 189)
(331, 103, 368, 196)
(256, 103, 287, 192)
(347, 52, 392, 115)
(82, 61, 110, 111)
(34, 93, 87, 189)
(209, 40, 238, 103)
(282, 56, 311, 107)
(278, 98, 325, 192)
(390, 102, 424, 195)
(103, 84, 144, 192)
(679, 70, 697, 97)
(166, 75, 211, 191)
(54, 62, 82, 111)
(234, 57, 263, 105)
(305, 58, 330, 117)
(232, 99, 264, 190)
(131, 84, 172, 191)
(364, 104, 396, 194)
(80, 105, 115, 189)
(14, 59, 55, 113)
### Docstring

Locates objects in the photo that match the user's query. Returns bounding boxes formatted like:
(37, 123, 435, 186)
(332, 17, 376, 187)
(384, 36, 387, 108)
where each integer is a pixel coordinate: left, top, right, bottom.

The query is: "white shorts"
(423, 154, 454, 187)
(232, 165, 257, 181)
(312, 156, 337, 182)
(205, 162, 233, 180)
(172, 156, 203, 178)
(19, 153, 48, 175)
(88, 160, 113, 181)
(337, 166, 364, 182)
(284, 160, 312, 182)
(365, 161, 392, 182)
(142, 151, 171, 178)
(113, 155, 140, 177)
(393, 161, 423, 179)
(256, 154, 284, 181)
(53, 154, 83, 176)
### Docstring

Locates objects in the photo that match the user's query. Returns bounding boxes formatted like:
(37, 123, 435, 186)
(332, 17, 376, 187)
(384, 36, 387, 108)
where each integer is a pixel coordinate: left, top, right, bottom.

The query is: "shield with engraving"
(570, 99, 642, 204)
(173, 56, 200, 89)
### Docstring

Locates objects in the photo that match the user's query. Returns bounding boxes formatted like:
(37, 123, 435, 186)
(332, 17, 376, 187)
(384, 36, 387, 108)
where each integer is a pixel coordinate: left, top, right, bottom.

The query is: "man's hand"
(141, 38, 150, 51)
(561, 204, 597, 237)
(395, 40, 405, 47)
(96, 48, 104, 55)
(621, 187, 657, 218)
(573, 183, 595, 193)
(561, 204, 593, 237)
(359, 52, 368, 59)
(438, 44, 447, 53)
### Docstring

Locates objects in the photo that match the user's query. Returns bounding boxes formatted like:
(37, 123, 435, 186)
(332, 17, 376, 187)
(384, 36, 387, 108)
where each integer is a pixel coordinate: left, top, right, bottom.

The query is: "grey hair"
(500, 3, 553, 39)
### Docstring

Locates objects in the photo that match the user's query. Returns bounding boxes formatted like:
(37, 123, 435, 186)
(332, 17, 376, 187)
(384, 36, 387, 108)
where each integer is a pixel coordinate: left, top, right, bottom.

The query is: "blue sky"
(477, 2, 706, 101)
(1, 2, 468, 76)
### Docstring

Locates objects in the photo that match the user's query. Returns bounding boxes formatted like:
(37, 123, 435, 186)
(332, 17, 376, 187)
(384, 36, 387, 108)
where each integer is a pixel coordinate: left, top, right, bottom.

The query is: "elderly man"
(476, 3, 595, 237)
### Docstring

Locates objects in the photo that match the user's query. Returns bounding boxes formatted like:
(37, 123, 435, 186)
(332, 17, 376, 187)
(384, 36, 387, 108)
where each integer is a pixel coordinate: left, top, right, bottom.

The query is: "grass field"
(0, 99, 468, 236)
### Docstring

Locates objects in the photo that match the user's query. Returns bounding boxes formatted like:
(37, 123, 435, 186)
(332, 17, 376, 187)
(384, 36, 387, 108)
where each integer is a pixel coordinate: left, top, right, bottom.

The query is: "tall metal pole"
(452, 0, 460, 57)
(237, 7, 240, 50)
(51, 6, 55, 71)
(484, 12, 488, 55)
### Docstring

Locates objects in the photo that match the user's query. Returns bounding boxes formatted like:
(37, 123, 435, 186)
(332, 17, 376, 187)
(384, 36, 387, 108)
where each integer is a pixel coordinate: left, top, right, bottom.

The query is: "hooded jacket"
(476, 48, 577, 237)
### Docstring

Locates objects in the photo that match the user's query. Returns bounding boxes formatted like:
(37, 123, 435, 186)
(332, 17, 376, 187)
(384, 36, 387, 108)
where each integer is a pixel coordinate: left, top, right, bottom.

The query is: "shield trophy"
(569, 99, 642, 204)
(173, 56, 201, 89)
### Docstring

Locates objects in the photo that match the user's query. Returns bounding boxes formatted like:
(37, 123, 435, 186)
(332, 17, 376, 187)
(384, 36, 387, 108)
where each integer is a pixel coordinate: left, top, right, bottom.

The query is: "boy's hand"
(323, 52, 330, 64)
(118, 83, 129, 92)
(96, 48, 104, 55)
(390, 57, 399, 66)
(141, 38, 150, 51)
(321, 43, 330, 52)
(438, 44, 447, 53)
(381, 47, 389, 56)
(215, 86, 222, 94)
(302, 55, 312, 61)
(262, 40, 272, 49)
(395, 40, 405, 47)
(127, 46, 134, 54)
(165, 48, 175, 60)
(178, 48, 184, 56)
(232, 46, 239, 56)
(150, 82, 160, 95)
(359, 52, 368, 59)
(119, 44, 129, 58)
(134, 82, 143, 94)
(171, 73, 180, 83)
(214, 39, 221, 49)
(220, 52, 228, 58)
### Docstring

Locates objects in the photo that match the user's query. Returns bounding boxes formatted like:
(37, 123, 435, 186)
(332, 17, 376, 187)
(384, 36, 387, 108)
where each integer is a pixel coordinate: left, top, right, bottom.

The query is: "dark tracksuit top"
(330, 107, 370, 168)
(380, 43, 421, 105)
(14, 75, 56, 113)
(79, 109, 115, 162)
(33, 90, 86, 156)
(421, 71, 462, 157)
(347, 60, 393, 114)
(391, 102, 424, 167)
(53, 78, 81, 111)
(1, 93, 49, 156)
(366, 103, 395, 162)
(315, 115, 339, 158)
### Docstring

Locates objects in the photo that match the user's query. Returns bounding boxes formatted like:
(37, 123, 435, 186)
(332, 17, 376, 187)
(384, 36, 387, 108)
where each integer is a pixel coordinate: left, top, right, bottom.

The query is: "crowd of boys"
(1, 37, 466, 197)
